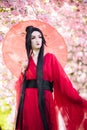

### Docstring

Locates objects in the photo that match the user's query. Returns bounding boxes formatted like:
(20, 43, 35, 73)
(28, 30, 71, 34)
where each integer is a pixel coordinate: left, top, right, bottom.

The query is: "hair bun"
(26, 26, 34, 32)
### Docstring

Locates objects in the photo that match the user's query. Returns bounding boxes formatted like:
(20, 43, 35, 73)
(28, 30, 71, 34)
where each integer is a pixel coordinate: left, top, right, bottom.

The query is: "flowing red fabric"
(15, 53, 87, 130)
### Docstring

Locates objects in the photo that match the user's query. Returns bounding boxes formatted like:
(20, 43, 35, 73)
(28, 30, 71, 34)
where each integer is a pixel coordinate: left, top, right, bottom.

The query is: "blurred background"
(0, 0, 87, 129)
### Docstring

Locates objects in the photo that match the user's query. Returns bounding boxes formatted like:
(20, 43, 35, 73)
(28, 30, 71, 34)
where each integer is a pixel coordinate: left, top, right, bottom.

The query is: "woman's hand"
(21, 60, 28, 75)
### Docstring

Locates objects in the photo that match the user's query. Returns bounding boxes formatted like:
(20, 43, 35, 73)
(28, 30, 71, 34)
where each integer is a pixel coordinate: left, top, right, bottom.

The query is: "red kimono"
(15, 53, 87, 130)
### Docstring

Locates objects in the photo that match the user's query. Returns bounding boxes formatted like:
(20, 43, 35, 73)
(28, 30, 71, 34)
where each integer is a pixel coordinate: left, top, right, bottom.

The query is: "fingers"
(21, 60, 28, 74)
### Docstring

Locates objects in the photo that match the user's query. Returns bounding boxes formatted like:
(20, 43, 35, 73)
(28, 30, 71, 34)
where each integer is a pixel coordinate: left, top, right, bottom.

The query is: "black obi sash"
(26, 79, 53, 92)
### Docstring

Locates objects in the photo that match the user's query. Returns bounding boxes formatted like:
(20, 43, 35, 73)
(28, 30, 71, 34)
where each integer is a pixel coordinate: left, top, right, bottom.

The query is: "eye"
(31, 36, 35, 40)
(39, 35, 42, 38)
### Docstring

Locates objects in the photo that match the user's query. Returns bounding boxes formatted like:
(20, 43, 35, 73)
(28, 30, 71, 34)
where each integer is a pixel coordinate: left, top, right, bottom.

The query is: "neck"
(32, 50, 40, 57)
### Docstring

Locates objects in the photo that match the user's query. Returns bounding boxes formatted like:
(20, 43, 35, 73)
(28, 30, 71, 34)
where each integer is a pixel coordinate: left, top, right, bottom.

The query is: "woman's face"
(31, 31, 42, 51)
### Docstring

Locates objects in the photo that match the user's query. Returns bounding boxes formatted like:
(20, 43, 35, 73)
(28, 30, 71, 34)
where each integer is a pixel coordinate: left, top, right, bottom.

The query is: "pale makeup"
(31, 31, 42, 51)
(31, 31, 43, 65)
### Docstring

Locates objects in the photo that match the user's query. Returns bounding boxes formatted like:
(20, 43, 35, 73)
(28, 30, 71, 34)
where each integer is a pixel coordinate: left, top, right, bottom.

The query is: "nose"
(36, 37, 40, 42)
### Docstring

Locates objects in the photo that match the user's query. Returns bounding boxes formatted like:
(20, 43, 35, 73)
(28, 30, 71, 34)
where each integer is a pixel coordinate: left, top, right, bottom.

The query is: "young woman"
(15, 26, 87, 130)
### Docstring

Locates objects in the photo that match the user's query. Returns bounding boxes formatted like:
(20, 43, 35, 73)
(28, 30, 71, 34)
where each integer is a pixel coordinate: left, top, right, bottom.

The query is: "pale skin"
(21, 31, 42, 74)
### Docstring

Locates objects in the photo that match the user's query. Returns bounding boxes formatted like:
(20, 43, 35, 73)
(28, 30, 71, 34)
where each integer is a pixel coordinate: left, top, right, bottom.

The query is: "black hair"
(26, 26, 48, 130)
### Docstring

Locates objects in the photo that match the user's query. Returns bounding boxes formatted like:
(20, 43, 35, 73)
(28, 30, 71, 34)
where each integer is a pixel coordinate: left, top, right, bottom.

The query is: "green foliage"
(0, 101, 12, 130)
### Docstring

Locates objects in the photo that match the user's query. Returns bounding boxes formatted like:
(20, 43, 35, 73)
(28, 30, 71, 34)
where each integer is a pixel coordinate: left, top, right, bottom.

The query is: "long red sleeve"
(51, 54, 87, 130)
(15, 73, 24, 110)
